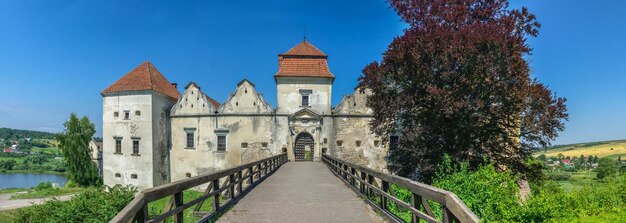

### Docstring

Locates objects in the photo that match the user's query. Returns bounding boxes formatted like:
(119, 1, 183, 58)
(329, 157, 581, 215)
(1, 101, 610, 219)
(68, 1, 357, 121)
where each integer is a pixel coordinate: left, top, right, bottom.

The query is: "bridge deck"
(217, 162, 385, 223)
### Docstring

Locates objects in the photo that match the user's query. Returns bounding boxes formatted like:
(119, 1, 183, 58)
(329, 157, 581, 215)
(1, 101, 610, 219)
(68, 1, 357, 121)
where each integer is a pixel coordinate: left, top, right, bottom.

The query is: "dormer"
(171, 82, 220, 116)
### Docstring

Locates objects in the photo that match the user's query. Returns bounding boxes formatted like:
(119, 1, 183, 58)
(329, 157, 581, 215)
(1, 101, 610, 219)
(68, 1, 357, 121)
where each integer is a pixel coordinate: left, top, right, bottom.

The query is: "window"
(336, 140, 343, 146)
(115, 173, 121, 178)
(390, 135, 399, 150)
(299, 89, 312, 107)
(323, 138, 328, 144)
(241, 142, 248, 148)
(135, 110, 141, 116)
(356, 140, 362, 147)
(374, 140, 380, 147)
(124, 111, 130, 120)
(132, 139, 140, 155)
(186, 132, 194, 148)
(282, 147, 287, 153)
(114, 138, 122, 154)
(217, 135, 227, 151)
(262, 142, 268, 147)
(322, 148, 328, 154)
(131, 174, 137, 179)
(114, 112, 119, 118)
(301, 95, 309, 106)
(186, 173, 191, 178)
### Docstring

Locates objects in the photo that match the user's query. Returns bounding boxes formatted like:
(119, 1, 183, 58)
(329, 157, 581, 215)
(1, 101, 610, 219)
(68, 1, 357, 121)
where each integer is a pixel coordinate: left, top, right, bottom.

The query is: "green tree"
(0, 160, 16, 170)
(358, 0, 567, 182)
(596, 158, 618, 180)
(56, 113, 100, 186)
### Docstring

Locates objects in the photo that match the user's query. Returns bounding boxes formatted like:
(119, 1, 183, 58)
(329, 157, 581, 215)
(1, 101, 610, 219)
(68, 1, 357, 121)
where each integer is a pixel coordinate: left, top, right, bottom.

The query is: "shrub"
(432, 155, 521, 222)
(35, 181, 54, 191)
(546, 172, 571, 181)
(14, 185, 136, 223)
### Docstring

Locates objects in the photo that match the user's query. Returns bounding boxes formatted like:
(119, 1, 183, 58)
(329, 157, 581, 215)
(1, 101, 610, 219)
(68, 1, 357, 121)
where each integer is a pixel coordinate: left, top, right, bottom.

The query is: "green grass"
(0, 209, 18, 223)
(10, 187, 85, 200)
(552, 171, 601, 192)
(0, 187, 30, 194)
(147, 190, 216, 223)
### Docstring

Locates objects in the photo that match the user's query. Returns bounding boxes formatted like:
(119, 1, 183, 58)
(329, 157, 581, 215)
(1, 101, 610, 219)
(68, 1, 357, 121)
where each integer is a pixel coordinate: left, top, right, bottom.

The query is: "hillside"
(0, 128, 57, 140)
(535, 139, 626, 159)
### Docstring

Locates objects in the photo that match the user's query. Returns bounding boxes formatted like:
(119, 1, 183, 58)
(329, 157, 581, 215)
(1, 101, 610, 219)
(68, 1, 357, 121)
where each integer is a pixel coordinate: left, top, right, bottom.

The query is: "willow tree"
(57, 113, 100, 186)
(359, 0, 568, 182)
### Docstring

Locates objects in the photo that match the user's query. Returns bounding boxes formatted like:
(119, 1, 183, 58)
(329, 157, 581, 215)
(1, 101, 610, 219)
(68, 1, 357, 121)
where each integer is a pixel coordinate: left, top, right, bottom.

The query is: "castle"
(100, 40, 392, 190)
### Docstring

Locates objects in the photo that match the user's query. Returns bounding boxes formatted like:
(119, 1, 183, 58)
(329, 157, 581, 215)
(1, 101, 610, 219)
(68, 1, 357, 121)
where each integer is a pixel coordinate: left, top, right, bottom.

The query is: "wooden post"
(229, 174, 235, 199)
(133, 204, 148, 223)
(381, 180, 389, 210)
(212, 179, 220, 213)
(367, 175, 374, 199)
(360, 171, 366, 195)
(411, 193, 419, 223)
(174, 192, 183, 223)
(351, 167, 356, 186)
(249, 166, 254, 184)
(237, 170, 243, 194)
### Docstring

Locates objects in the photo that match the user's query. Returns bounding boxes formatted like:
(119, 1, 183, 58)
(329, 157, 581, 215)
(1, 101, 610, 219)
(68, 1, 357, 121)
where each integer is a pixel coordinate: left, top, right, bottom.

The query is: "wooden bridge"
(110, 154, 479, 223)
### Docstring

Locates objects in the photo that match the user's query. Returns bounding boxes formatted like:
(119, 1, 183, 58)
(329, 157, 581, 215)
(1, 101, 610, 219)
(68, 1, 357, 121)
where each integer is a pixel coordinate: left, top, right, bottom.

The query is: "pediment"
(290, 108, 321, 120)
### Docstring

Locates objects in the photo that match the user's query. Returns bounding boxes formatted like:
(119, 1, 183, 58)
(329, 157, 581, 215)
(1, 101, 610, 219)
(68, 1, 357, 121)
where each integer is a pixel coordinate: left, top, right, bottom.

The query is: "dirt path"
(0, 193, 74, 211)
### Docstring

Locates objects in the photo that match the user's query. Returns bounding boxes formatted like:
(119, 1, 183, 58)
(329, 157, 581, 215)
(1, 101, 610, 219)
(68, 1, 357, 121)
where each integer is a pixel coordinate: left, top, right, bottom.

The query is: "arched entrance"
(294, 133, 314, 161)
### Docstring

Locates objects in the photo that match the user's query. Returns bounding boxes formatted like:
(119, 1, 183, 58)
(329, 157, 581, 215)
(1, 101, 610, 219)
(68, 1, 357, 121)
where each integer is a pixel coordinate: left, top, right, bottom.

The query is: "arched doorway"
(294, 133, 314, 161)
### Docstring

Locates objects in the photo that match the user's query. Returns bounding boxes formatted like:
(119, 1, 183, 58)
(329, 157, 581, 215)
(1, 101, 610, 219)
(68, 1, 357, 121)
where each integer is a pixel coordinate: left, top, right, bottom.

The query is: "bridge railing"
(110, 153, 288, 223)
(322, 154, 479, 223)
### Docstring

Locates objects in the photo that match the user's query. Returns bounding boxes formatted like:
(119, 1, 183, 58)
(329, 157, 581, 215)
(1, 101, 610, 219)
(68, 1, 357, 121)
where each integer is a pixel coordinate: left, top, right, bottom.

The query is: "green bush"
(14, 185, 136, 223)
(432, 156, 522, 222)
(35, 181, 54, 191)
(546, 172, 571, 181)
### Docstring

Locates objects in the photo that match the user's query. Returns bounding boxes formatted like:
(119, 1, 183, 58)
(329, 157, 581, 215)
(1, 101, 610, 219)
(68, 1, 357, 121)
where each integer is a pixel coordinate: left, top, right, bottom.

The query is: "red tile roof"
(101, 61, 181, 100)
(275, 40, 334, 79)
(281, 40, 327, 56)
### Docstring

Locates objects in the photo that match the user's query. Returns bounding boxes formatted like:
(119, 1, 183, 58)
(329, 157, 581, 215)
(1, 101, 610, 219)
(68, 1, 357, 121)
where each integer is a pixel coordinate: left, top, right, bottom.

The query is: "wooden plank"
(193, 181, 213, 212)
(110, 194, 145, 223)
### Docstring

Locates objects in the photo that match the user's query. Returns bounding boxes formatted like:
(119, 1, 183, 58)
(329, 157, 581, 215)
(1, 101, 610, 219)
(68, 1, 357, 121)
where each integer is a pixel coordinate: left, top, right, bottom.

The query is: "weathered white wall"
(331, 89, 388, 171)
(276, 77, 332, 115)
(103, 92, 174, 190)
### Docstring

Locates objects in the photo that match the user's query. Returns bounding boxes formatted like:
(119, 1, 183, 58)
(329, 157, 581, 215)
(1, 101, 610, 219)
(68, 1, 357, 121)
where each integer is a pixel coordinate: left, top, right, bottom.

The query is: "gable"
(171, 82, 219, 115)
(333, 88, 373, 115)
(219, 79, 273, 114)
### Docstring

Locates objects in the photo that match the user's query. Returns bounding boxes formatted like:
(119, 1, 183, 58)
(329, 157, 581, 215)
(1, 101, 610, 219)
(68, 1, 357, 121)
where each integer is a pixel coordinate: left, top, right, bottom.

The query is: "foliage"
(546, 172, 571, 181)
(56, 113, 101, 186)
(0, 159, 16, 170)
(0, 128, 56, 140)
(13, 185, 136, 223)
(432, 155, 522, 222)
(358, 0, 568, 182)
(596, 158, 619, 180)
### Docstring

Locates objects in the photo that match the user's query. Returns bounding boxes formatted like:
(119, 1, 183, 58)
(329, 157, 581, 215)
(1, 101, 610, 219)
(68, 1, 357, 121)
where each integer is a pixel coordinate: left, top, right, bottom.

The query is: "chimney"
(171, 83, 178, 89)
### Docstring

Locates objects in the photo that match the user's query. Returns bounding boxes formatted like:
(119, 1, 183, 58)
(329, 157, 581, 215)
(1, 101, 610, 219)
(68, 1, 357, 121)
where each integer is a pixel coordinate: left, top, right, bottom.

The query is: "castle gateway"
(101, 40, 392, 190)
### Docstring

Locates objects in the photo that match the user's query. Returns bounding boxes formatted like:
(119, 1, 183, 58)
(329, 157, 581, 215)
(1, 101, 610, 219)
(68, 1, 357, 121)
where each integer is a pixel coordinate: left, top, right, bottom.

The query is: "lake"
(0, 173, 68, 189)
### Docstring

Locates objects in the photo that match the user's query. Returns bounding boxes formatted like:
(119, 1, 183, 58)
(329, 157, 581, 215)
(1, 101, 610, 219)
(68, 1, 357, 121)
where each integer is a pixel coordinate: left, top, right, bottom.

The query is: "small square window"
(131, 174, 137, 179)
(114, 112, 119, 117)
(374, 140, 380, 147)
(186, 173, 191, 178)
(323, 138, 328, 144)
(336, 140, 343, 146)
(115, 173, 121, 178)
(135, 110, 141, 116)
(124, 111, 130, 120)
(356, 140, 362, 147)
(262, 142, 268, 147)
(241, 142, 248, 148)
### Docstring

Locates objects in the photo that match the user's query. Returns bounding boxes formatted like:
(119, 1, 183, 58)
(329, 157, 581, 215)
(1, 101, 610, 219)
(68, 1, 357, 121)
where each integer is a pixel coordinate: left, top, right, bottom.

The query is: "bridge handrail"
(110, 153, 288, 223)
(322, 154, 479, 223)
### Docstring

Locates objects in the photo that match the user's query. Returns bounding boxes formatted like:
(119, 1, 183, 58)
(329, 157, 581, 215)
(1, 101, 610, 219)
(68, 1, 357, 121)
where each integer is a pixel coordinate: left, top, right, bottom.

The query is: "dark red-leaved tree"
(359, 0, 568, 182)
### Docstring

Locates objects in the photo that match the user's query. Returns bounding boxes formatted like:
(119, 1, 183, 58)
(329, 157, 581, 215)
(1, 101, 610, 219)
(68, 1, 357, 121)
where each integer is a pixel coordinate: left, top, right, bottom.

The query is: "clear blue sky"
(0, 1, 624, 145)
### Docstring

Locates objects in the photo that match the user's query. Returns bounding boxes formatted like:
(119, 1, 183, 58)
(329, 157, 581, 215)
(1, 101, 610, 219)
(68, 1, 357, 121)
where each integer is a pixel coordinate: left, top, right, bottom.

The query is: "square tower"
(101, 61, 180, 190)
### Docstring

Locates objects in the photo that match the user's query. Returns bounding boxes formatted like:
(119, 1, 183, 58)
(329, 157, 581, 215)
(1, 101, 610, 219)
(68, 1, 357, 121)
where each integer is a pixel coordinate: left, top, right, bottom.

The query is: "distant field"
(535, 139, 626, 159)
